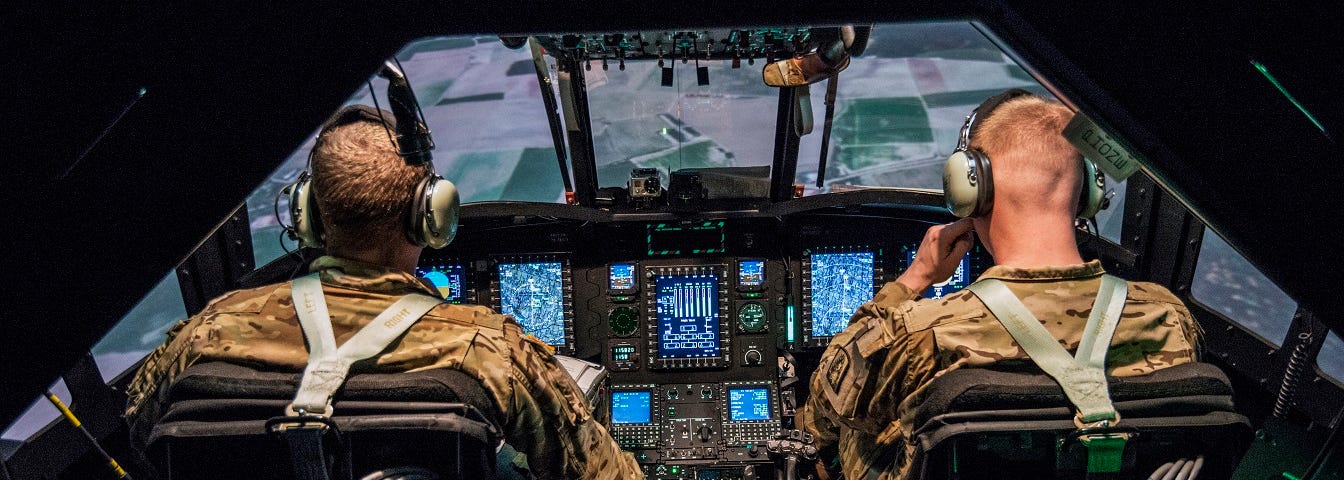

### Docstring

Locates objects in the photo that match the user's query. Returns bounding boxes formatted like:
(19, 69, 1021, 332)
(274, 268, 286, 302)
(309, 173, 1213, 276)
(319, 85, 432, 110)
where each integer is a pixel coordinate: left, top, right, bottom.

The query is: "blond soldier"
(125, 107, 642, 480)
(797, 94, 1200, 479)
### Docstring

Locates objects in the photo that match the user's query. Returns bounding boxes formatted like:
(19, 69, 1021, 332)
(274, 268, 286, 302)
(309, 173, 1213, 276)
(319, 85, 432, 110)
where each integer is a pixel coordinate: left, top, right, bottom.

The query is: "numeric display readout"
(728, 387, 771, 422)
(611, 390, 653, 424)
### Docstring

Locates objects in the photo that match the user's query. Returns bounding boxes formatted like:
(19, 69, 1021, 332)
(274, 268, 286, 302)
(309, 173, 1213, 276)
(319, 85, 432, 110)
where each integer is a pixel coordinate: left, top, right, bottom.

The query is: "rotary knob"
(744, 349, 763, 366)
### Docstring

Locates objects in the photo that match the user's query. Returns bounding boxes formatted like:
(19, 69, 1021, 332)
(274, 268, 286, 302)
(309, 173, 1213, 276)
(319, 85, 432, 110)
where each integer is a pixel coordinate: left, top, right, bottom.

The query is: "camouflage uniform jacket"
(796, 260, 1199, 479)
(125, 256, 642, 480)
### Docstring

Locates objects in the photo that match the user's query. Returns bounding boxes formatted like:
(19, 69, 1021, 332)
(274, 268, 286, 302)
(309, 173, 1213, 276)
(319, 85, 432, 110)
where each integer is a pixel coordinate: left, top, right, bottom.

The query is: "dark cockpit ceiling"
(3, 1, 1340, 430)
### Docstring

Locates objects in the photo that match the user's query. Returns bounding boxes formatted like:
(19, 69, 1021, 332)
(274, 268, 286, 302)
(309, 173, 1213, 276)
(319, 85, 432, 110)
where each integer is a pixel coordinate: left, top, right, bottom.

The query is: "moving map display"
(611, 391, 653, 424)
(906, 249, 971, 299)
(808, 252, 875, 338)
(498, 261, 568, 346)
(655, 274, 721, 359)
(417, 264, 466, 302)
(728, 387, 771, 422)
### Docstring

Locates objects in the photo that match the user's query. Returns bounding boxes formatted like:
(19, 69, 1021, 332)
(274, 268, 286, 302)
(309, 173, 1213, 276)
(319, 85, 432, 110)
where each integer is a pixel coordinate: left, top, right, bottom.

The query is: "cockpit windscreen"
(498, 261, 568, 346)
(807, 252, 875, 338)
(654, 273, 722, 359)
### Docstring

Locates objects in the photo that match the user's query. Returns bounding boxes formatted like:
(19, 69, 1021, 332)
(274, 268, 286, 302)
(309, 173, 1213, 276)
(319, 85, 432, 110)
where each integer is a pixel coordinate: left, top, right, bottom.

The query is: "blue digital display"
(738, 260, 765, 288)
(728, 387, 771, 422)
(610, 263, 636, 291)
(906, 250, 971, 299)
(418, 264, 465, 302)
(498, 262, 567, 346)
(808, 252, 875, 338)
(655, 274, 721, 359)
(611, 391, 652, 424)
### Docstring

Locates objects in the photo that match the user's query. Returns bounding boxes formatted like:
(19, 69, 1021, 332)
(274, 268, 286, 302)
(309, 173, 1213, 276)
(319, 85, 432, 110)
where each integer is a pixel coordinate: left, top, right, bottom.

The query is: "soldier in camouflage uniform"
(797, 94, 1200, 479)
(124, 106, 642, 480)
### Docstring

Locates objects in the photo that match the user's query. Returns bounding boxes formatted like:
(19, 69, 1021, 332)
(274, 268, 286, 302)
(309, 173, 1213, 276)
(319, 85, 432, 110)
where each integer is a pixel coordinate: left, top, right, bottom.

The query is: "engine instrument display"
(805, 251, 876, 339)
(728, 387, 771, 422)
(498, 260, 570, 347)
(611, 390, 653, 424)
(655, 273, 722, 359)
(417, 263, 466, 303)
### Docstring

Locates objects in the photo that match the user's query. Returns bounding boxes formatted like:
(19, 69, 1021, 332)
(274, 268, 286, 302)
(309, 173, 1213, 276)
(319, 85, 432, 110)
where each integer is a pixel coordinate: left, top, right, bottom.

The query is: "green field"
(835, 97, 933, 144)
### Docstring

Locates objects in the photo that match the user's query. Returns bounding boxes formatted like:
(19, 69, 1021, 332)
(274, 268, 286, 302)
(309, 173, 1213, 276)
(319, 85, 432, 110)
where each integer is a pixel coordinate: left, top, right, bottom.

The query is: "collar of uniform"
(975, 259, 1105, 282)
(310, 255, 439, 296)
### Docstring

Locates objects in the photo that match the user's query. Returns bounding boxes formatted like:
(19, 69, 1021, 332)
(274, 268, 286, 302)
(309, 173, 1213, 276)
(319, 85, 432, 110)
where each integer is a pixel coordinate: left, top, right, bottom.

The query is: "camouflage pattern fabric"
(798, 260, 1200, 479)
(125, 256, 642, 480)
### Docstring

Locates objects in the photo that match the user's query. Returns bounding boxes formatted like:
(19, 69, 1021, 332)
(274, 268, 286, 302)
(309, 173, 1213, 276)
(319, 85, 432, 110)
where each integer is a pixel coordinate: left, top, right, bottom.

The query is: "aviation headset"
(285, 105, 460, 250)
(943, 88, 1106, 219)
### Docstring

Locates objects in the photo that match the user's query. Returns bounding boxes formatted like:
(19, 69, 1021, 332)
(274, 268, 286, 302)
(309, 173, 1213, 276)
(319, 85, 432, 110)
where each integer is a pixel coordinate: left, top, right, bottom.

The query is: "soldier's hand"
(897, 218, 975, 294)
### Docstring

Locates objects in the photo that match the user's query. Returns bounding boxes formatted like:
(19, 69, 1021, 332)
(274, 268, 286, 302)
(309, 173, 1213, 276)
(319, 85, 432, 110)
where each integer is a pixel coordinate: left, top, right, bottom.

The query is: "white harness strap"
(288, 274, 444, 416)
(967, 275, 1128, 423)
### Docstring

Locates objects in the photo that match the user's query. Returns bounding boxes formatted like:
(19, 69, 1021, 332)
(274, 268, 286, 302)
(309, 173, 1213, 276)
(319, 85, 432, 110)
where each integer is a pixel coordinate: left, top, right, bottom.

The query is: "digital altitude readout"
(611, 391, 652, 424)
(498, 262, 567, 347)
(417, 264, 465, 302)
(728, 387, 771, 422)
(906, 249, 972, 299)
(808, 252, 875, 338)
(654, 274, 721, 359)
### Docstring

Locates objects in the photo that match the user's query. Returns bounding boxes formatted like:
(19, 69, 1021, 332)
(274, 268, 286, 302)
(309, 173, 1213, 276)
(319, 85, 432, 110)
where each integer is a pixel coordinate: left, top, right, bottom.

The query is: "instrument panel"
(417, 211, 991, 479)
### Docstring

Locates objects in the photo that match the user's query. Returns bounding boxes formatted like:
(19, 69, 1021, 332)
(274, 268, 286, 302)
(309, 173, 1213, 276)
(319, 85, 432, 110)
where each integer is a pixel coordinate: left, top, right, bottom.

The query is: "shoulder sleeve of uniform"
(1126, 281, 1186, 306)
(427, 303, 507, 330)
(205, 283, 282, 314)
(810, 300, 921, 436)
(503, 325, 642, 478)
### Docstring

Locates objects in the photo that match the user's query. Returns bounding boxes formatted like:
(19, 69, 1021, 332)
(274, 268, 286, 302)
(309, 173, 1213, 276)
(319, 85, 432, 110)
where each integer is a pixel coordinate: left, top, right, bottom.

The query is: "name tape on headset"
(1062, 113, 1142, 181)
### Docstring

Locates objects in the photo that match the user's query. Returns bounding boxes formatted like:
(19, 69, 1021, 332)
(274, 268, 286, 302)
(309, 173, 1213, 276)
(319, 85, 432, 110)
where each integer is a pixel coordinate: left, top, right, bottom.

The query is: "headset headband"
(960, 88, 1034, 150)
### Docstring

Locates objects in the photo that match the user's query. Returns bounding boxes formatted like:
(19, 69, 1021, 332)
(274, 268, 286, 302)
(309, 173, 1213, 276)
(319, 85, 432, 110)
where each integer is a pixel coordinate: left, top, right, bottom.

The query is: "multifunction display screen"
(906, 249, 972, 299)
(738, 260, 764, 288)
(609, 263, 636, 291)
(728, 387, 771, 422)
(654, 274, 721, 359)
(808, 252, 875, 338)
(611, 391, 653, 424)
(418, 264, 465, 302)
(498, 261, 567, 346)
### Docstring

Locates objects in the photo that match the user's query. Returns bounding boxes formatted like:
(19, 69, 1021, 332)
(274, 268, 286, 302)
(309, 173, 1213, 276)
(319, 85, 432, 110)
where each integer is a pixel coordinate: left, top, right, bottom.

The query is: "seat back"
(146, 362, 502, 480)
(908, 362, 1251, 480)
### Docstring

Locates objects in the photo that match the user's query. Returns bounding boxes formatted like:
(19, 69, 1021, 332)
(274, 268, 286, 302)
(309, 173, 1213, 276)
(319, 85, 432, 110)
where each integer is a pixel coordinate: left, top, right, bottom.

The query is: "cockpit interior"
(4, 3, 1342, 479)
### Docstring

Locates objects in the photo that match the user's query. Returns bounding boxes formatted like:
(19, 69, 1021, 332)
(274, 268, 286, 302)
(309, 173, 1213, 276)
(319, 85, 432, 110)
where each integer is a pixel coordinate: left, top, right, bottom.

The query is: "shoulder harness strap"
(289, 274, 444, 416)
(966, 275, 1127, 423)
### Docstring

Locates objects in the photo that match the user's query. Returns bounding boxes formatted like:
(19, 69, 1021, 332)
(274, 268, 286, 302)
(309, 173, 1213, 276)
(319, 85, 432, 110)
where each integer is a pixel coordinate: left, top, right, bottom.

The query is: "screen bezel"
(800, 247, 883, 348)
(653, 272, 723, 360)
(491, 254, 575, 353)
(608, 262, 639, 295)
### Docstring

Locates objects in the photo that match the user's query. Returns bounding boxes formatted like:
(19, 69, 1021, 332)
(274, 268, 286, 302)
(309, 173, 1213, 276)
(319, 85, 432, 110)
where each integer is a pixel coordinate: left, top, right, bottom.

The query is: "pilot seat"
(905, 362, 1251, 479)
(144, 362, 502, 480)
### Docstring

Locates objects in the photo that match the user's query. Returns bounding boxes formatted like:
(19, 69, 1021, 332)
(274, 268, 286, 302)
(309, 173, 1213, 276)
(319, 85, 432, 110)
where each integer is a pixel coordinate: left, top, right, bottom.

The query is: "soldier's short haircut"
(310, 115, 430, 252)
(970, 95, 1083, 210)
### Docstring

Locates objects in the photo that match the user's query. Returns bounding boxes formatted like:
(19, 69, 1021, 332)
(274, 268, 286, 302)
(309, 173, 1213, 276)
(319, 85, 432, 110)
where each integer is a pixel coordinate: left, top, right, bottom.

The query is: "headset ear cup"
(288, 173, 324, 249)
(1077, 159, 1106, 218)
(943, 150, 992, 218)
(409, 175, 460, 249)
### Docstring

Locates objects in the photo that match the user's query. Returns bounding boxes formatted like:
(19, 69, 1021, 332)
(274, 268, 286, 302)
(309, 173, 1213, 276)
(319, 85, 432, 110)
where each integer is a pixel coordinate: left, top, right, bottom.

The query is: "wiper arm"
(528, 37, 574, 194)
